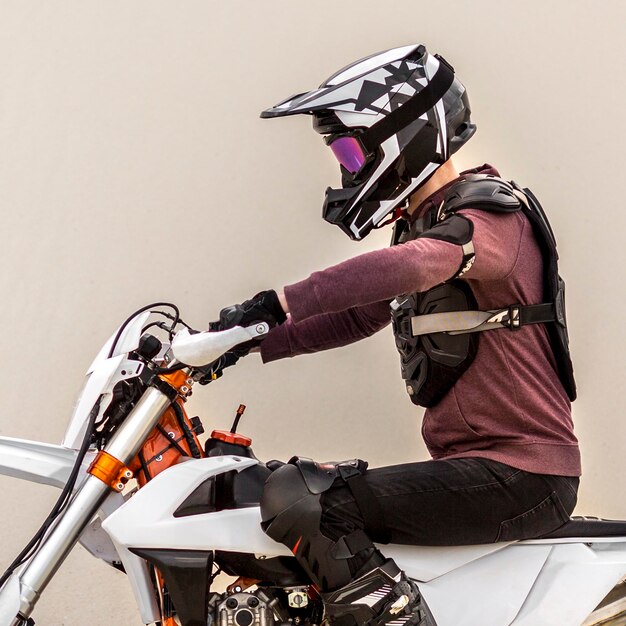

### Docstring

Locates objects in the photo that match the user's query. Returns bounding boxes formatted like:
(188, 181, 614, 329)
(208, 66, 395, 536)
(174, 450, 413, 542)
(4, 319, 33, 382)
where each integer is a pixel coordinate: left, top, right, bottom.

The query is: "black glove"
(217, 289, 287, 331)
(201, 290, 287, 383)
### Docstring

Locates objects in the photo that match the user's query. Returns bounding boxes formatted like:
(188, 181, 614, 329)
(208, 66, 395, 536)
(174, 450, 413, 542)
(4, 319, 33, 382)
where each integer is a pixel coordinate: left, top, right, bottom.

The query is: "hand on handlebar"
(211, 289, 286, 358)
(217, 289, 286, 330)
(196, 290, 286, 383)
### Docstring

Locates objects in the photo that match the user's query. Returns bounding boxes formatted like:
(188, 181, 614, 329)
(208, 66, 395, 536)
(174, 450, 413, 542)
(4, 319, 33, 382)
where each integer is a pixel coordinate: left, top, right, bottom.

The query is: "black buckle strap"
(501, 304, 522, 330)
(519, 303, 556, 327)
(331, 529, 374, 559)
(488, 303, 556, 331)
(506, 305, 522, 330)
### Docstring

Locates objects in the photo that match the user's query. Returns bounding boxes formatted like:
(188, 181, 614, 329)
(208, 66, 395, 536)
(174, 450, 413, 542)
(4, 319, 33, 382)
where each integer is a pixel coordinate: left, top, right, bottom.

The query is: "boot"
(322, 559, 429, 626)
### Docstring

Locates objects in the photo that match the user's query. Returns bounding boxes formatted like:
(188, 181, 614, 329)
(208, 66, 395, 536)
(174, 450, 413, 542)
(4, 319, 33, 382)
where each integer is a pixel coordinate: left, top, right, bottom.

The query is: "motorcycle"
(0, 303, 626, 626)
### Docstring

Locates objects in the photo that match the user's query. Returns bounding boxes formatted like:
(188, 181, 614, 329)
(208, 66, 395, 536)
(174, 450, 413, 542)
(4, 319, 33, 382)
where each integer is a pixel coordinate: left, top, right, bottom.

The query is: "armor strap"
(409, 302, 556, 336)
(330, 529, 374, 559)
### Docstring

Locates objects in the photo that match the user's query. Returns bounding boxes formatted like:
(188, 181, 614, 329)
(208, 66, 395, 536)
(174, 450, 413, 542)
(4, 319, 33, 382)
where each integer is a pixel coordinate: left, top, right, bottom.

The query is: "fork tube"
(16, 385, 174, 618)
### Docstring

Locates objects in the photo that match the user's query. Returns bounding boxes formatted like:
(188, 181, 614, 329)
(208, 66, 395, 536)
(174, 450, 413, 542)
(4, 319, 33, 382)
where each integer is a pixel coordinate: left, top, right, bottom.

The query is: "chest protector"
(390, 174, 576, 408)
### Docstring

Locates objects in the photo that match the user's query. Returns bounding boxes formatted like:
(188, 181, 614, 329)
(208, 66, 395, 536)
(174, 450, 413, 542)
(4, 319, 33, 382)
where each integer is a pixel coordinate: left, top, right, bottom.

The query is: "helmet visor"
(327, 135, 367, 174)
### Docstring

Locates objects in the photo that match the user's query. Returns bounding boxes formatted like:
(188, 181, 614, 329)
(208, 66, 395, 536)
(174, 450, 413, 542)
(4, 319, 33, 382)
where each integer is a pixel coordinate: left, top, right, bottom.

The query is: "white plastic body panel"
(78, 493, 125, 566)
(417, 543, 552, 626)
(63, 312, 149, 449)
(383, 542, 510, 582)
(0, 437, 81, 489)
(111, 542, 160, 624)
(103, 457, 279, 625)
(102, 456, 286, 555)
(88, 311, 151, 372)
(511, 541, 626, 625)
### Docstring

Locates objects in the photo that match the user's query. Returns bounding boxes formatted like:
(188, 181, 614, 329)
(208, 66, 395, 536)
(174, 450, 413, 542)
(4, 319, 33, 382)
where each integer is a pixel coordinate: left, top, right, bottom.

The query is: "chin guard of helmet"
(322, 185, 368, 239)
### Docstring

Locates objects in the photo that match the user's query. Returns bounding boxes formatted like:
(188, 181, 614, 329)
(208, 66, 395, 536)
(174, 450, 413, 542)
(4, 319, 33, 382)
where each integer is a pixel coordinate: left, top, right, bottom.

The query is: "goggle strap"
(359, 56, 455, 154)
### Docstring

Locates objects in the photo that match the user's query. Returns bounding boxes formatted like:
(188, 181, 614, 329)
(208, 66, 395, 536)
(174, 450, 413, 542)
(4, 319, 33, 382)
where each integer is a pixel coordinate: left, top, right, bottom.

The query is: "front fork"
(5, 378, 182, 623)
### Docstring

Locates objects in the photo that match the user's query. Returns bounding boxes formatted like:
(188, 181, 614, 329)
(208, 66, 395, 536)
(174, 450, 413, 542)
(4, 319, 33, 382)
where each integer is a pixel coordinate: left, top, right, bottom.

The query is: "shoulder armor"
(443, 174, 522, 215)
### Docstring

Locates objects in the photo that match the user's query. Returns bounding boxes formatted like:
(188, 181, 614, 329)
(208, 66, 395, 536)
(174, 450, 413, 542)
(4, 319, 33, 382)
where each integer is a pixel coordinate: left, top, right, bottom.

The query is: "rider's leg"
(260, 457, 578, 626)
(260, 459, 429, 626)
(320, 458, 578, 548)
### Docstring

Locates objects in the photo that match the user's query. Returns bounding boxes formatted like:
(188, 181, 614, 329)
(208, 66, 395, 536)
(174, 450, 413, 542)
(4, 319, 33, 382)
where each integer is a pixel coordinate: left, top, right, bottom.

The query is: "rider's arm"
(260, 300, 391, 363)
(279, 209, 523, 324)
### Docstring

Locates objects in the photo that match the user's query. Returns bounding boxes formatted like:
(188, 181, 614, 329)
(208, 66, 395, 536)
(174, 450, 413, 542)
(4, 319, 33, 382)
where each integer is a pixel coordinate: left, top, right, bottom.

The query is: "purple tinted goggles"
(326, 135, 368, 174)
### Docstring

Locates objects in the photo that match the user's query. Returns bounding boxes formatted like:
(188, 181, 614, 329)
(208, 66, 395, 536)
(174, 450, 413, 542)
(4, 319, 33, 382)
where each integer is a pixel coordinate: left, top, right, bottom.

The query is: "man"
(212, 44, 580, 626)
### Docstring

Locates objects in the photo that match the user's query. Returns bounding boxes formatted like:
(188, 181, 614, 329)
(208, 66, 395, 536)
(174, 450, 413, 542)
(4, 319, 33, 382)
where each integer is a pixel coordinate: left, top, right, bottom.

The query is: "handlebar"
(170, 323, 270, 367)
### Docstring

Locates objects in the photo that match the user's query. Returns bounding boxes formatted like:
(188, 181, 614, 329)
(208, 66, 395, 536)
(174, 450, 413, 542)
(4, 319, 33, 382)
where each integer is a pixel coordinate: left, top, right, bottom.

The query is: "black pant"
(316, 457, 578, 588)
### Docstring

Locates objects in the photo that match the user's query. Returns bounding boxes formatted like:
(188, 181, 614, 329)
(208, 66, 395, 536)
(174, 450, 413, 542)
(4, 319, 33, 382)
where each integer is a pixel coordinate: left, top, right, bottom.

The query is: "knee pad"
(260, 457, 373, 590)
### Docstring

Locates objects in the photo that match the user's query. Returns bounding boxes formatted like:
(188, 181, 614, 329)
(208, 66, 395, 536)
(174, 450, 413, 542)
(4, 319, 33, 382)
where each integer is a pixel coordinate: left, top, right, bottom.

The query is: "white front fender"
(0, 436, 83, 489)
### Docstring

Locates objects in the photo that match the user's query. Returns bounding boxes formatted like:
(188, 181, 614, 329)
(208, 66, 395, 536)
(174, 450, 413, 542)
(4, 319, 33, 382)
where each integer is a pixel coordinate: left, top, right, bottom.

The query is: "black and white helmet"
(261, 44, 476, 240)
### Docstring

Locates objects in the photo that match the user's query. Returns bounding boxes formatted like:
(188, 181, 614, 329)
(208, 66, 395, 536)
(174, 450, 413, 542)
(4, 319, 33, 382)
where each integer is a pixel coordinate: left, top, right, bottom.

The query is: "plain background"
(0, 1, 624, 623)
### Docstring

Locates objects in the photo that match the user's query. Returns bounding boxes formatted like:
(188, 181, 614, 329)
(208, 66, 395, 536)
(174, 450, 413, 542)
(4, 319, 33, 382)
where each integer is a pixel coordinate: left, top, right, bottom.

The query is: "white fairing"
(510, 542, 626, 625)
(88, 310, 151, 372)
(396, 540, 626, 625)
(417, 544, 552, 625)
(171, 324, 269, 368)
(113, 543, 161, 624)
(102, 456, 284, 555)
(62, 312, 149, 449)
(102, 456, 626, 626)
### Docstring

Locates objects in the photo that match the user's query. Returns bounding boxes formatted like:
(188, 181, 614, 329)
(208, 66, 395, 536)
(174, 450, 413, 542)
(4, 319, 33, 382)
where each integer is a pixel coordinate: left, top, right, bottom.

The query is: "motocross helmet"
(261, 44, 476, 240)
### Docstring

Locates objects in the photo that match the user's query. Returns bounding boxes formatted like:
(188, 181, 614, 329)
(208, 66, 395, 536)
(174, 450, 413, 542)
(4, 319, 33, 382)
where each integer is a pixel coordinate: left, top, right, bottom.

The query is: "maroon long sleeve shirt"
(261, 165, 581, 477)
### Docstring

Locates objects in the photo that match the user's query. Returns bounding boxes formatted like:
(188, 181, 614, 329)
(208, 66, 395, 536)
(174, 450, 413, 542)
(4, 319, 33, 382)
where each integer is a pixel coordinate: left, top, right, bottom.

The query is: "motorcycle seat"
(538, 516, 626, 539)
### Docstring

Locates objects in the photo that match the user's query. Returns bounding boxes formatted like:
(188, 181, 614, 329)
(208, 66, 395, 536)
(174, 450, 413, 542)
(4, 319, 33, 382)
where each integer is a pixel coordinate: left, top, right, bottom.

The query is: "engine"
(210, 591, 274, 626)
(208, 587, 320, 626)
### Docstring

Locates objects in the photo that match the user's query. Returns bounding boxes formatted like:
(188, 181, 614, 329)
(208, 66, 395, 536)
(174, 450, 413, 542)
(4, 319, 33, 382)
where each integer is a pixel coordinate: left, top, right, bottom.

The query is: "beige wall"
(0, 1, 625, 623)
